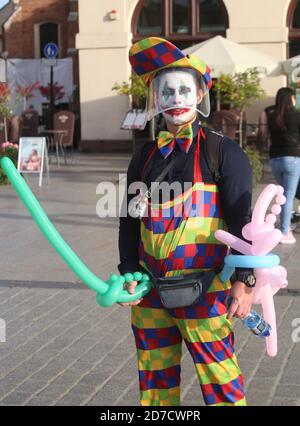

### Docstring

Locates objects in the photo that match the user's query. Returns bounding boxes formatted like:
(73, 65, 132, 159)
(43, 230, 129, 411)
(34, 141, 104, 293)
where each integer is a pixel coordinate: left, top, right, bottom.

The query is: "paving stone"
(55, 392, 86, 406)
(274, 384, 300, 399)
(280, 371, 300, 384)
(270, 397, 300, 406)
(0, 154, 300, 406)
(246, 390, 270, 406)
(0, 391, 32, 405)
(25, 397, 55, 406)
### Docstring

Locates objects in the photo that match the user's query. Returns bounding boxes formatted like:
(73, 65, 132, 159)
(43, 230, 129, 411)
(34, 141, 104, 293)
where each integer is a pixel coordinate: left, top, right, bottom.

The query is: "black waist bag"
(152, 270, 216, 309)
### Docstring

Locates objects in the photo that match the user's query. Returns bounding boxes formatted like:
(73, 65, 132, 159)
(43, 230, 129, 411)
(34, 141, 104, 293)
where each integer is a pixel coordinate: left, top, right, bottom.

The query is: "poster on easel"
(18, 137, 48, 187)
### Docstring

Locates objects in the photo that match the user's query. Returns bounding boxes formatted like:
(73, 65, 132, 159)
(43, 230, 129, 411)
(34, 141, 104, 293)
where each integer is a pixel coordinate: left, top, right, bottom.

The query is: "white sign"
(18, 137, 46, 187)
(42, 58, 57, 67)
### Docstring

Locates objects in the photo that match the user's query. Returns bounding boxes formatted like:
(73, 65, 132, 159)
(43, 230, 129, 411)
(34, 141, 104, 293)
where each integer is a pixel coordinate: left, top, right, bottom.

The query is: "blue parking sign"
(44, 43, 59, 59)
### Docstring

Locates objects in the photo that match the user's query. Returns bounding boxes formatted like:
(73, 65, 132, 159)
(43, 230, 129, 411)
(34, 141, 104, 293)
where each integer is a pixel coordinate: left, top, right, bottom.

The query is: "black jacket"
(268, 108, 300, 158)
(118, 119, 253, 275)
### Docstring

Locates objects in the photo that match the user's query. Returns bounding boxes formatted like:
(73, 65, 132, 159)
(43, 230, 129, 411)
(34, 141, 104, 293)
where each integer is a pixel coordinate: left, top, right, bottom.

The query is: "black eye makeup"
(179, 86, 191, 95)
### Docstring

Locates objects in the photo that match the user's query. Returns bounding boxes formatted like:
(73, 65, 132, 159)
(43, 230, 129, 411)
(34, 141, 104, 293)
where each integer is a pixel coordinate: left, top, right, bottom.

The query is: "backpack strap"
(203, 128, 224, 183)
(140, 144, 157, 179)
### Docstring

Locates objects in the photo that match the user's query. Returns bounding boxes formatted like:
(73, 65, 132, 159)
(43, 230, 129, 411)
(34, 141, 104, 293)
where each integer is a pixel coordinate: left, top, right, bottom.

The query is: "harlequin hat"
(129, 37, 212, 90)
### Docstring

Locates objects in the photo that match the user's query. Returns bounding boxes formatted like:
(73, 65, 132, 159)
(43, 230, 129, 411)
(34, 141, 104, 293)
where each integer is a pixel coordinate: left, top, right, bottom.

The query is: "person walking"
(267, 87, 300, 243)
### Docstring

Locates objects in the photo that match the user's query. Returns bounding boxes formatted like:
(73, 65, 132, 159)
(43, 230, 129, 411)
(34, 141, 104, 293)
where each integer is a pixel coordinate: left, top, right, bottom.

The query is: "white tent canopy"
(269, 55, 300, 77)
(183, 35, 278, 78)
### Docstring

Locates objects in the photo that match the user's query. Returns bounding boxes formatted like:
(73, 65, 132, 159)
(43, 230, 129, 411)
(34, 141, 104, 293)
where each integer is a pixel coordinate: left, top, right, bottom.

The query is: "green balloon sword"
(0, 157, 152, 307)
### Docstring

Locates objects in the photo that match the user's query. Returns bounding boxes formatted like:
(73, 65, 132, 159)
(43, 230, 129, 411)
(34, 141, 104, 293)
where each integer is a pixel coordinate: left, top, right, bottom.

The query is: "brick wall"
(6, 0, 68, 57)
(3, 0, 79, 83)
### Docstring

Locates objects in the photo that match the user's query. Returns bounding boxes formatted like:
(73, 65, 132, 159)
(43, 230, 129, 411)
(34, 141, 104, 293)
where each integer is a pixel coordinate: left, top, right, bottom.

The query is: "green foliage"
(214, 68, 266, 147)
(112, 74, 147, 108)
(214, 68, 266, 111)
(0, 143, 19, 185)
(244, 145, 263, 185)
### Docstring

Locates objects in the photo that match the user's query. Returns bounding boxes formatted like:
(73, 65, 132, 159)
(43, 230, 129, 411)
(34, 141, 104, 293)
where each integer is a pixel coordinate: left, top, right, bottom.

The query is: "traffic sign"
(44, 43, 59, 59)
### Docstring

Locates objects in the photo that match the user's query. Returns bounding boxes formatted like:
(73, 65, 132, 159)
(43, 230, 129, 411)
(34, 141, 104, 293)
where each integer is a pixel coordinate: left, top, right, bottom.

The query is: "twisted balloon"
(216, 184, 288, 357)
(0, 157, 152, 307)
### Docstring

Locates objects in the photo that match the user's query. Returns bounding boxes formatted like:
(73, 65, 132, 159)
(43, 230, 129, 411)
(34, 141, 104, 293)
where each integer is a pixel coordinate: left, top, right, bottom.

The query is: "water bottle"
(227, 297, 271, 338)
(242, 311, 271, 338)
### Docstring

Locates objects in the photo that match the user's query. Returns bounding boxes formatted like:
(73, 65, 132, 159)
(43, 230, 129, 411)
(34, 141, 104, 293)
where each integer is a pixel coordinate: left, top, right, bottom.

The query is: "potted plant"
(39, 82, 65, 128)
(0, 83, 13, 142)
(16, 82, 40, 111)
(214, 68, 265, 184)
(214, 68, 266, 148)
(0, 142, 19, 185)
(112, 74, 153, 143)
(244, 145, 263, 185)
(112, 74, 147, 109)
(39, 82, 65, 103)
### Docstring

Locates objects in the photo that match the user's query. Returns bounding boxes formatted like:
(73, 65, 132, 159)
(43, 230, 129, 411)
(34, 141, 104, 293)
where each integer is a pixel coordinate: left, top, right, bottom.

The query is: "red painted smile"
(165, 108, 191, 116)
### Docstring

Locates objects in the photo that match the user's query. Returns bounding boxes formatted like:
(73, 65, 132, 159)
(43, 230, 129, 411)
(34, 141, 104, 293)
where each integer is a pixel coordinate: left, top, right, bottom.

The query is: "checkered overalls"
(131, 129, 246, 406)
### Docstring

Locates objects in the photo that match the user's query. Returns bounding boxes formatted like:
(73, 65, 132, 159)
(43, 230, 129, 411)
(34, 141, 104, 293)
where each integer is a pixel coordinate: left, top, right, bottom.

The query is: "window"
(292, 0, 300, 28)
(136, 0, 162, 35)
(172, 0, 190, 34)
(198, 0, 227, 33)
(34, 22, 59, 58)
(288, 0, 300, 57)
(40, 23, 59, 58)
(132, 0, 228, 47)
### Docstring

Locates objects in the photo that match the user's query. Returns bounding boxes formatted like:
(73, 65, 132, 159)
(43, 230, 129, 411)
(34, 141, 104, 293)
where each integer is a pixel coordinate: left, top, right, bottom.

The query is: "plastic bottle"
(242, 311, 271, 338)
(227, 297, 271, 338)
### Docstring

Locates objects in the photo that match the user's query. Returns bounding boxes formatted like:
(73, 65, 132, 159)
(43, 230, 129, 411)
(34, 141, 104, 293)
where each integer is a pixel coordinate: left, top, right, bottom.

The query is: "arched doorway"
(131, 0, 229, 50)
(288, 0, 300, 57)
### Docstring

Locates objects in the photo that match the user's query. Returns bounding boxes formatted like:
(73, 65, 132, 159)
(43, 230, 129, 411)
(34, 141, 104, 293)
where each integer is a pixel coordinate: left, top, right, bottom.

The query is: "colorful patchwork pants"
(131, 275, 246, 406)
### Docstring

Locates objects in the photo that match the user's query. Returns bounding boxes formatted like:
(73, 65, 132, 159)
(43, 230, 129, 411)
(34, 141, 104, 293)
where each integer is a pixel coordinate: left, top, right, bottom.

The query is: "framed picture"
(18, 137, 45, 174)
(18, 137, 46, 186)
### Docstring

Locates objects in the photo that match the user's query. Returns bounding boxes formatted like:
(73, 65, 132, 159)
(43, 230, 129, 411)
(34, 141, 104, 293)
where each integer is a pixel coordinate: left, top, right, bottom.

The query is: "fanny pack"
(151, 270, 216, 309)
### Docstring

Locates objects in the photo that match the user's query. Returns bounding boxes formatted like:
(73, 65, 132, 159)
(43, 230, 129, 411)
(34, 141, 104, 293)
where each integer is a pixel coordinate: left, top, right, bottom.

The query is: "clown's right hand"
(118, 281, 143, 307)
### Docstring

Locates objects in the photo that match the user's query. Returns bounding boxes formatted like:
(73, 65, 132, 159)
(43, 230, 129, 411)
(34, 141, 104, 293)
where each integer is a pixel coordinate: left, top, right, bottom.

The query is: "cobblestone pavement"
(0, 153, 299, 406)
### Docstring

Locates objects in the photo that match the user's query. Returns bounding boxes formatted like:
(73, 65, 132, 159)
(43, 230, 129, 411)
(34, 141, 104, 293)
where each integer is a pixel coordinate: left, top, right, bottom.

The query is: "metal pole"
(50, 65, 54, 128)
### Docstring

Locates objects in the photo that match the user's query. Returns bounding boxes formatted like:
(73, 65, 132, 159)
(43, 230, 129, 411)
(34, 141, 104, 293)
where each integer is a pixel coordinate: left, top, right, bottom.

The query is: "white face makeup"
(146, 68, 211, 123)
(156, 71, 201, 125)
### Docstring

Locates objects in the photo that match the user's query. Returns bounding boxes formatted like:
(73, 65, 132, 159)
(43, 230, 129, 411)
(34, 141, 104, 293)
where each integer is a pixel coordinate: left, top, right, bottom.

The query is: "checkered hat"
(129, 37, 212, 89)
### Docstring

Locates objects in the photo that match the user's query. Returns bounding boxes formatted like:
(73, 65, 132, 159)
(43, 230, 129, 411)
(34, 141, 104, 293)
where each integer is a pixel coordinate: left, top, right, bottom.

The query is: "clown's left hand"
(226, 281, 253, 320)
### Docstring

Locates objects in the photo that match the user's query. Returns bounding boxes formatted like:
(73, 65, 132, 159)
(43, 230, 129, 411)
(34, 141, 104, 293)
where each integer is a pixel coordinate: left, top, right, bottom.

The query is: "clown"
(118, 37, 254, 406)
(152, 68, 209, 126)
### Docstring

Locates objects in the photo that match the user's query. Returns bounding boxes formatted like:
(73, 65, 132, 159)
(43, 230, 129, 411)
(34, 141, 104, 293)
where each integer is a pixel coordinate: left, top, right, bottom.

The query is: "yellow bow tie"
(157, 124, 193, 158)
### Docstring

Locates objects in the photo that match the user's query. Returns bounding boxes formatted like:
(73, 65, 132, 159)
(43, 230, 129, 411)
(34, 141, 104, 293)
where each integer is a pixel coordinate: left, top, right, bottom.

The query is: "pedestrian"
(118, 37, 255, 406)
(257, 105, 275, 153)
(296, 178, 300, 201)
(267, 87, 300, 243)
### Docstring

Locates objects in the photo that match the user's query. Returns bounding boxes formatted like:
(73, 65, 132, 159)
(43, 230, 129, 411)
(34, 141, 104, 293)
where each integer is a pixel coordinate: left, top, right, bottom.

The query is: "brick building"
(1, 0, 79, 84)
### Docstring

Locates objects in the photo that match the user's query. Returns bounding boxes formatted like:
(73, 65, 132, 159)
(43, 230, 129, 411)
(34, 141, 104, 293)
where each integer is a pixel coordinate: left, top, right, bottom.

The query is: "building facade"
(1, 0, 79, 84)
(76, 0, 300, 148)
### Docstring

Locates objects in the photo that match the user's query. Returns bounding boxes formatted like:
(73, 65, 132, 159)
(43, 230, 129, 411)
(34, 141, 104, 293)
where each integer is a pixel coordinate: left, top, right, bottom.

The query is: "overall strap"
(193, 128, 204, 183)
(140, 144, 157, 179)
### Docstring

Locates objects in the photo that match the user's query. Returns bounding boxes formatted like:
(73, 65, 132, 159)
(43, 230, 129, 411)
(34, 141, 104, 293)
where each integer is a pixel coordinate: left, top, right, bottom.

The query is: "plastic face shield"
(147, 68, 210, 125)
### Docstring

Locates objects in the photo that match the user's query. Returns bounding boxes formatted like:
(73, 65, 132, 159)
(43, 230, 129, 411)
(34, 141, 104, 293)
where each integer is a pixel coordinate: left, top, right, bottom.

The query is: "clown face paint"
(156, 70, 201, 125)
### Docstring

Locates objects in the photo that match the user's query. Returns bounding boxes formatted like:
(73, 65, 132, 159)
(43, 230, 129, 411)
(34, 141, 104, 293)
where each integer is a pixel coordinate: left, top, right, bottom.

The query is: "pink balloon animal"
(215, 184, 288, 357)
